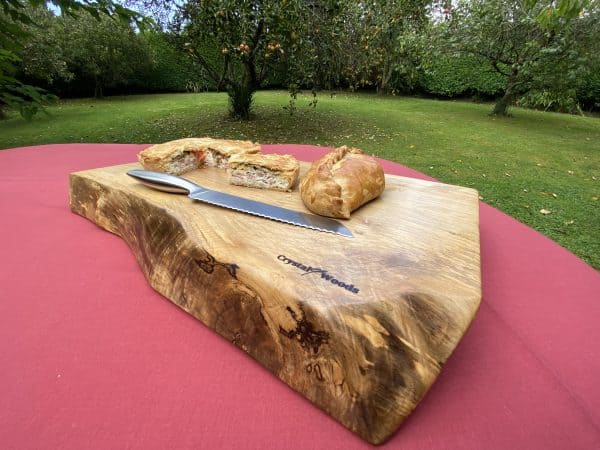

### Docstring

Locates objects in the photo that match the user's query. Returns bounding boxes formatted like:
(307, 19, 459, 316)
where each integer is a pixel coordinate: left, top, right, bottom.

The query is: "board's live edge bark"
(68, 162, 482, 444)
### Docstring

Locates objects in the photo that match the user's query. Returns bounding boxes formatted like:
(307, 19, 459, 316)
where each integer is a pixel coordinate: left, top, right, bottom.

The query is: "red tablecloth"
(1, 144, 599, 449)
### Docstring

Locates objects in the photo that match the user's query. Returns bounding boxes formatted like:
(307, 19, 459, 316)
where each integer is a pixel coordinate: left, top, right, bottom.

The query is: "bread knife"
(127, 170, 353, 238)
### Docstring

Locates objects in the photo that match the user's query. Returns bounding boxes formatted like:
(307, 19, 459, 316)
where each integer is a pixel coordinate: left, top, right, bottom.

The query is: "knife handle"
(127, 170, 203, 195)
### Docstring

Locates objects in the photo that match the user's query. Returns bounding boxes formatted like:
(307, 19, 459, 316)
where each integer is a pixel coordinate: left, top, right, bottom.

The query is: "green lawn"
(1, 91, 598, 268)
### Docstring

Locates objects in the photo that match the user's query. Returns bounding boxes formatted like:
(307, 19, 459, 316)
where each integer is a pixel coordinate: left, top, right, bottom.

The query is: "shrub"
(141, 32, 215, 93)
(576, 68, 600, 112)
(419, 54, 505, 98)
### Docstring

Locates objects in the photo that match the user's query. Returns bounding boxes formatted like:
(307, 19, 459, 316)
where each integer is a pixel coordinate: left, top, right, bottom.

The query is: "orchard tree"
(178, 0, 333, 120)
(447, 0, 591, 116)
(353, 0, 429, 94)
(519, 0, 600, 113)
(299, 1, 366, 91)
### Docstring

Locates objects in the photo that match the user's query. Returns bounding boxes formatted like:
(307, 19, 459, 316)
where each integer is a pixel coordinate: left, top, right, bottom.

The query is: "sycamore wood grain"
(69, 161, 481, 445)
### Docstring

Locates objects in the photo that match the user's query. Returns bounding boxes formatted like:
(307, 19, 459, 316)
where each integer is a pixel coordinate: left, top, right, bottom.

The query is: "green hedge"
(140, 33, 215, 93)
(576, 69, 600, 112)
(419, 54, 505, 98)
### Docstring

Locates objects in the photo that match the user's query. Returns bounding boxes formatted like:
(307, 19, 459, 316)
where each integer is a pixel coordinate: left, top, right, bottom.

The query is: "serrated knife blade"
(127, 169, 353, 237)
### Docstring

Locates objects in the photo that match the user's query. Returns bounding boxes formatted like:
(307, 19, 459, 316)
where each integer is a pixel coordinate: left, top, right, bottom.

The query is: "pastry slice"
(137, 138, 261, 175)
(228, 153, 300, 191)
(203, 139, 261, 168)
(137, 138, 212, 175)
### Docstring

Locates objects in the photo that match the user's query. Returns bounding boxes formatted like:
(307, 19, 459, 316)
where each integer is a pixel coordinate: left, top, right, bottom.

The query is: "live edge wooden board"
(69, 161, 481, 445)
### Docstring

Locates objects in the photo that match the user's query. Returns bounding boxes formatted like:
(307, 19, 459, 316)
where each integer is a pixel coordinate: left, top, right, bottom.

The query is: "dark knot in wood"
(279, 306, 329, 354)
(195, 253, 239, 279)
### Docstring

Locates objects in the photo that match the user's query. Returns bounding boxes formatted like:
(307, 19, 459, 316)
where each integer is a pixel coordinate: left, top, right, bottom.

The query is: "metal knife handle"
(127, 170, 204, 195)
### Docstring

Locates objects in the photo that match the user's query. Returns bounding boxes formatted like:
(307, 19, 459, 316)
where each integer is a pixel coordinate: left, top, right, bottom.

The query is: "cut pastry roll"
(228, 153, 300, 191)
(137, 138, 211, 175)
(203, 139, 261, 168)
(137, 137, 261, 175)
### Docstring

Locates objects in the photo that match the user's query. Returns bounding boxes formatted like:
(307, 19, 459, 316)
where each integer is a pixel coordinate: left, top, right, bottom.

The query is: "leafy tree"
(0, 2, 55, 118)
(447, 0, 592, 116)
(141, 31, 214, 93)
(419, 52, 505, 98)
(18, 7, 73, 86)
(59, 12, 152, 98)
(350, 0, 429, 94)
(291, 1, 352, 91)
(518, 0, 600, 112)
(123, 0, 183, 29)
(0, 0, 145, 118)
(176, 0, 336, 119)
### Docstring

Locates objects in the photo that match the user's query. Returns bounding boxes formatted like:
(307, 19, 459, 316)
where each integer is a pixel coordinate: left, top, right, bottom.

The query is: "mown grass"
(1, 91, 598, 268)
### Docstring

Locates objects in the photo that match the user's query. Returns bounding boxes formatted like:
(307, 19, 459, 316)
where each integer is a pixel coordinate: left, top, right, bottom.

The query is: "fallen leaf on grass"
(540, 209, 552, 215)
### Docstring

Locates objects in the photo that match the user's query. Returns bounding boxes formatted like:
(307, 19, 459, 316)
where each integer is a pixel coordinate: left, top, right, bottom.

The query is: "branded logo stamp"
(277, 255, 359, 294)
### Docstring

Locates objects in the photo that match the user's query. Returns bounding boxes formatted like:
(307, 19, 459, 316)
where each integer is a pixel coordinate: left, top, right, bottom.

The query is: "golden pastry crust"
(202, 139, 261, 168)
(206, 139, 261, 157)
(137, 137, 261, 174)
(229, 153, 299, 172)
(228, 153, 300, 191)
(137, 138, 211, 174)
(300, 146, 385, 218)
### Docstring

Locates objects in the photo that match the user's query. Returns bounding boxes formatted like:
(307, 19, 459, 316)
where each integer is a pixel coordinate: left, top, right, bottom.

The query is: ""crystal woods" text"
(277, 255, 359, 294)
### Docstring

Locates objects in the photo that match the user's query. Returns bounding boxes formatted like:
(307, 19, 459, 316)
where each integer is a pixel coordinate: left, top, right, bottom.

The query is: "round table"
(1, 144, 599, 449)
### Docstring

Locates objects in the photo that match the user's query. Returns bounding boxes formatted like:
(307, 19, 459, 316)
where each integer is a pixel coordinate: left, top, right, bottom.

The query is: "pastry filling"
(170, 152, 201, 174)
(204, 150, 229, 168)
(229, 166, 290, 190)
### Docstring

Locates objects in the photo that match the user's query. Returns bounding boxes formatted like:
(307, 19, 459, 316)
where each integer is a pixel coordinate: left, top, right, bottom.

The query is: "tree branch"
(247, 19, 265, 85)
(188, 46, 225, 86)
(218, 53, 230, 90)
(250, 19, 265, 58)
(491, 60, 512, 77)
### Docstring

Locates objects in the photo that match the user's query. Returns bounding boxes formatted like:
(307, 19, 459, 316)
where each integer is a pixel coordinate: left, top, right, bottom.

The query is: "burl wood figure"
(69, 161, 481, 445)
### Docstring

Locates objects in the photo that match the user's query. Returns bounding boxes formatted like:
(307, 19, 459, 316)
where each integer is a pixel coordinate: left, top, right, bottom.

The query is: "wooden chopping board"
(69, 161, 481, 445)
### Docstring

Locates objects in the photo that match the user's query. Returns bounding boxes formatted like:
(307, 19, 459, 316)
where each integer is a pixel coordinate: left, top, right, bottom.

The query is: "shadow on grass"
(147, 104, 370, 147)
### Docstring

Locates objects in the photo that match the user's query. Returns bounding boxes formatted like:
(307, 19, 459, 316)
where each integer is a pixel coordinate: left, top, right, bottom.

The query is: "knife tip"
(337, 229, 354, 238)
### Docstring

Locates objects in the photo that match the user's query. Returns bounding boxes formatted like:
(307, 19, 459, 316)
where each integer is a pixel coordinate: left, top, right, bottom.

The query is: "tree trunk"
(94, 79, 103, 99)
(227, 82, 254, 120)
(491, 78, 516, 116)
(377, 59, 393, 95)
(227, 64, 257, 120)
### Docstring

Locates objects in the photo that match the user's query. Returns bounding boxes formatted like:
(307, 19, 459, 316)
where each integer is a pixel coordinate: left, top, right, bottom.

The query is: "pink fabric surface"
(1, 143, 598, 450)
